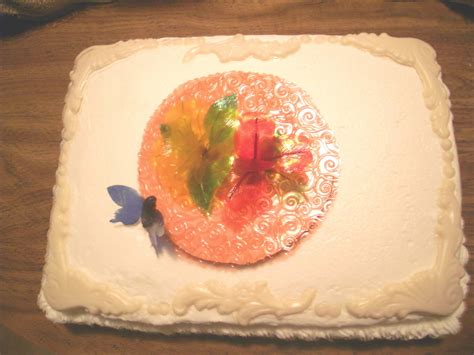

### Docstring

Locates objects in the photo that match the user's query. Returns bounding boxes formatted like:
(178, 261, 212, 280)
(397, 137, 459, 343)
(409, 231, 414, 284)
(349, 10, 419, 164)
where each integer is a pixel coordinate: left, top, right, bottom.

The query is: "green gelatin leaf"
(188, 171, 212, 212)
(209, 155, 233, 190)
(182, 94, 239, 213)
(188, 156, 233, 213)
(204, 94, 239, 145)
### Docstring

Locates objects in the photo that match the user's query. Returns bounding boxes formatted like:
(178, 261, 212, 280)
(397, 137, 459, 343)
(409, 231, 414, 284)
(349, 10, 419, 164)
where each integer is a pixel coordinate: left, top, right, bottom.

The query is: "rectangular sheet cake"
(39, 34, 468, 340)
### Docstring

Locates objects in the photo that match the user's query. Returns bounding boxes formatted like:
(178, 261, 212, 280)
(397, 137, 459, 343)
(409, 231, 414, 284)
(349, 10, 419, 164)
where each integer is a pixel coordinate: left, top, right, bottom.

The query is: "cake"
(38, 34, 468, 340)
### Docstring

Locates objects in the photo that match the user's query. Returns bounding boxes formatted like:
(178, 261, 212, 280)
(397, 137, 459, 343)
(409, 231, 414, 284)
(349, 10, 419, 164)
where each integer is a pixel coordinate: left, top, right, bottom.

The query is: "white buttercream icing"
(39, 34, 468, 340)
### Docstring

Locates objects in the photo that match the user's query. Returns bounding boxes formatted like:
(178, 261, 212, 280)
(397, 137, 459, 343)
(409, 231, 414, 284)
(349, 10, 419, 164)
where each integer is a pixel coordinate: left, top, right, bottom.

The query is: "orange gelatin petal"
(138, 72, 339, 265)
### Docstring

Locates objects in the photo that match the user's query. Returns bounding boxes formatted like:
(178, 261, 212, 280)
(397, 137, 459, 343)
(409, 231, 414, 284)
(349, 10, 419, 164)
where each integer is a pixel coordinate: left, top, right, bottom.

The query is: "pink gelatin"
(139, 72, 339, 265)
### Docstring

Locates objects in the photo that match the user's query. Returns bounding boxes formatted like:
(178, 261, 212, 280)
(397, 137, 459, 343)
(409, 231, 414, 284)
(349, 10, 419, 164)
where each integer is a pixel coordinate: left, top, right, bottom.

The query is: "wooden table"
(1, 1, 473, 353)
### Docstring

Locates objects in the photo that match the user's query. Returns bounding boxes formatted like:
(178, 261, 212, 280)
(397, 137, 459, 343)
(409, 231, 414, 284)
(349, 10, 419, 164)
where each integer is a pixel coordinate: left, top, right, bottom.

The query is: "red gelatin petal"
(257, 135, 277, 161)
(256, 119, 277, 160)
(257, 159, 275, 172)
(234, 120, 257, 160)
(257, 119, 276, 140)
(279, 150, 313, 174)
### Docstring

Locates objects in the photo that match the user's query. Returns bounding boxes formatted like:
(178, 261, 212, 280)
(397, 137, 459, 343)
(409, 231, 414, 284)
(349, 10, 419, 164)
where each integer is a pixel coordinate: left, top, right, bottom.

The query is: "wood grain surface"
(1, 1, 473, 354)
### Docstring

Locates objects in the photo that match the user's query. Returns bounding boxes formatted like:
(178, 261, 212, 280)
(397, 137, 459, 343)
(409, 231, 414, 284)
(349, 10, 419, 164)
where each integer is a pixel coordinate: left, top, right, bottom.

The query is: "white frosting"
(39, 34, 468, 340)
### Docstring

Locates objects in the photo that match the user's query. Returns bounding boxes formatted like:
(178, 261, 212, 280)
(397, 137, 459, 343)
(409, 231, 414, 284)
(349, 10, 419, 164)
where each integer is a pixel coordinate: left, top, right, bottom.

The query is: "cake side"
(38, 291, 465, 340)
(39, 34, 468, 340)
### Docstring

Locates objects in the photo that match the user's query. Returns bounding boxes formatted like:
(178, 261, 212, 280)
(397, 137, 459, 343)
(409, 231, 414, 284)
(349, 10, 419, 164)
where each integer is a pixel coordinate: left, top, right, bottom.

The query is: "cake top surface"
(39, 34, 467, 338)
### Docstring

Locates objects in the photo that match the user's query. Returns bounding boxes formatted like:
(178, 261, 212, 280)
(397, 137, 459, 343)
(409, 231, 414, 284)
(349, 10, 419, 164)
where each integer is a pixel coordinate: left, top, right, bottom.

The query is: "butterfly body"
(141, 196, 165, 250)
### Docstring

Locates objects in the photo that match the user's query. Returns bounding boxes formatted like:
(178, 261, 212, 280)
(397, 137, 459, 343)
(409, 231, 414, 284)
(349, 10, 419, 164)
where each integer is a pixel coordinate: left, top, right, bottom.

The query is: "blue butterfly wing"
(107, 185, 143, 225)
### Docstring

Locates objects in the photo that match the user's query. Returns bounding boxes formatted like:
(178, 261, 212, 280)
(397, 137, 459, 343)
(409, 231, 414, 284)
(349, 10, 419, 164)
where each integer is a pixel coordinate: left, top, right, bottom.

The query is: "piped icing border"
(39, 34, 467, 330)
(183, 34, 311, 62)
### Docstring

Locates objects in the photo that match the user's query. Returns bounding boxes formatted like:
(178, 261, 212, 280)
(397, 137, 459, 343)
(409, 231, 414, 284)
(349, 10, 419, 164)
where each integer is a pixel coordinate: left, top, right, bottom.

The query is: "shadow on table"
(0, 0, 170, 38)
(66, 323, 441, 351)
(441, 0, 474, 21)
(0, 1, 114, 37)
(0, 7, 81, 37)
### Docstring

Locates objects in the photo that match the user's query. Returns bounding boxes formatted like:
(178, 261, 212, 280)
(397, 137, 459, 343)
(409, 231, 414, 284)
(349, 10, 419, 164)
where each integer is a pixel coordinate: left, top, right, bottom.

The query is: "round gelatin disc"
(139, 72, 339, 265)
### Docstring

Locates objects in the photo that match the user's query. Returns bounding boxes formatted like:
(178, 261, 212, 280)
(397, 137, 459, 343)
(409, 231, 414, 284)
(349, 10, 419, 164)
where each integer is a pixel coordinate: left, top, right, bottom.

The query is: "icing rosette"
(138, 71, 339, 265)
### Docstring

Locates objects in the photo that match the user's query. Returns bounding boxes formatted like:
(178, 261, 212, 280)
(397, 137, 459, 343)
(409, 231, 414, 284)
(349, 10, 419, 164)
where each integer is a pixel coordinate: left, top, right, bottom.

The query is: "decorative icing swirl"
(183, 34, 311, 63)
(171, 281, 315, 325)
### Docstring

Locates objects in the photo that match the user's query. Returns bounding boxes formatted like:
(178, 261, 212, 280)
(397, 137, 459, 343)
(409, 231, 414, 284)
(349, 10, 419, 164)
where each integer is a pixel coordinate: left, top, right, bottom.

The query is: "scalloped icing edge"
(39, 33, 469, 339)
